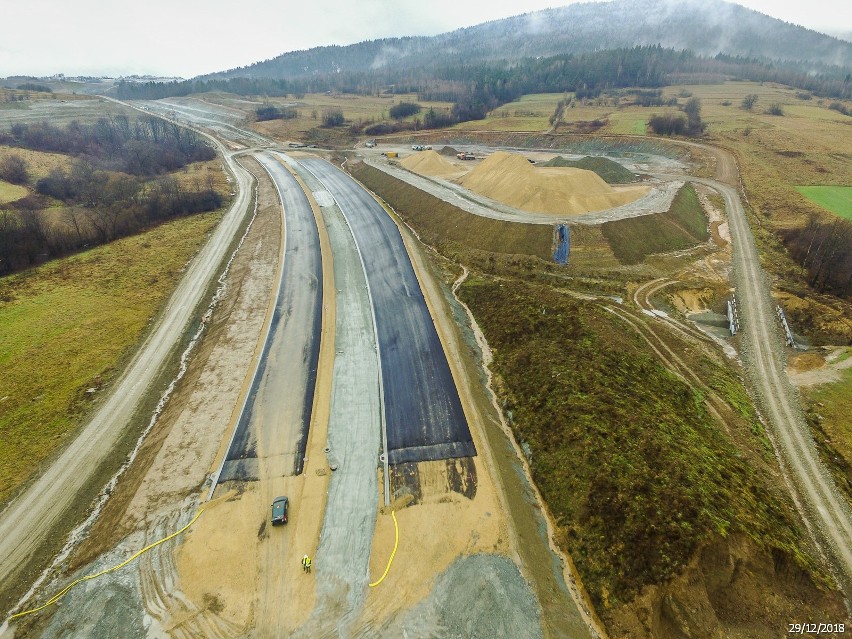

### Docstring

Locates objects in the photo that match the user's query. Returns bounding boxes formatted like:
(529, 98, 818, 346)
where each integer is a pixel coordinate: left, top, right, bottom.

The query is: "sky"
(1, 0, 850, 79)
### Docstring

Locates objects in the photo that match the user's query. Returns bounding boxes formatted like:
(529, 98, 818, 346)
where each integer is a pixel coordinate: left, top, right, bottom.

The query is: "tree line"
(783, 216, 852, 298)
(0, 161, 222, 275)
(117, 45, 852, 117)
(0, 116, 215, 176)
(0, 116, 222, 275)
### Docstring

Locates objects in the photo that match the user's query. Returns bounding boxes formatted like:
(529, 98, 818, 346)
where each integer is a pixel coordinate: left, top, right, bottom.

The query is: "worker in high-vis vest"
(302, 554, 312, 573)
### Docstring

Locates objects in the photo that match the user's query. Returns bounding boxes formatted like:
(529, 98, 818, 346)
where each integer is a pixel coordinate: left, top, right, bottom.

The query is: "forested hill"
(203, 0, 851, 81)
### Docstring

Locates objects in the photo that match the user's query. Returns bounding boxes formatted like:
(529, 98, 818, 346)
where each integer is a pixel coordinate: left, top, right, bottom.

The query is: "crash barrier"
(8, 509, 205, 622)
(369, 510, 399, 588)
(776, 305, 795, 347)
(727, 296, 740, 336)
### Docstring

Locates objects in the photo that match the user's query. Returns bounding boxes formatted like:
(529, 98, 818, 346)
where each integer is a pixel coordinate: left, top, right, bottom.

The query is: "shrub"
(0, 154, 29, 184)
(741, 94, 758, 110)
(649, 114, 687, 135)
(767, 103, 785, 116)
(322, 108, 345, 127)
(389, 102, 421, 119)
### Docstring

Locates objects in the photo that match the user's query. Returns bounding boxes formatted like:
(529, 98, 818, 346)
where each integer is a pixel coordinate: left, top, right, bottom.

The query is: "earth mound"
(458, 151, 646, 216)
(401, 150, 464, 178)
(542, 155, 636, 184)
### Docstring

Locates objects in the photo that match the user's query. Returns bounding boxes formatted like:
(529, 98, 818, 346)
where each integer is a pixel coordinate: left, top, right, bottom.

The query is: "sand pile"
(458, 151, 647, 216)
(401, 150, 464, 178)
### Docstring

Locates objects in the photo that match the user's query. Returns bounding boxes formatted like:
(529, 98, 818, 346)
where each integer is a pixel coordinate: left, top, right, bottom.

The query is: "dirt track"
(702, 168, 852, 591)
(0, 139, 255, 616)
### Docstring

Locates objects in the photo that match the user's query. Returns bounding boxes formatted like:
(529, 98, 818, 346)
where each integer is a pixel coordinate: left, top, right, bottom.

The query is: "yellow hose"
(9, 508, 204, 621)
(369, 510, 398, 587)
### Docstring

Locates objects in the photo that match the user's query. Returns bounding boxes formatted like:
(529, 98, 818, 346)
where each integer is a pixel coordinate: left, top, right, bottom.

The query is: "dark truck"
(271, 496, 289, 525)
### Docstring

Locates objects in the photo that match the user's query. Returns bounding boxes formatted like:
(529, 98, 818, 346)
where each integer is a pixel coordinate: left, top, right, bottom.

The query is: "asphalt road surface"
(283, 155, 384, 635)
(301, 158, 475, 465)
(0, 145, 255, 608)
(218, 152, 323, 482)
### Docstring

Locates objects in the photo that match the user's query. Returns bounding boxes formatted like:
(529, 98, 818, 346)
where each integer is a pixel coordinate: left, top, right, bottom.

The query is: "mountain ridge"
(201, 0, 851, 81)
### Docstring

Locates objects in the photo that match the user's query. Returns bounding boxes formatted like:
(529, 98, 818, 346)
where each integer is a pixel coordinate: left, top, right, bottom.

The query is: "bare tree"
(0, 154, 30, 184)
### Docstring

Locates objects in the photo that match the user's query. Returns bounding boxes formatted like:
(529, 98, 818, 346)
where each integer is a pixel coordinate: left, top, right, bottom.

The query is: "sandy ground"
(456, 151, 648, 216)
(787, 348, 852, 387)
(362, 152, 680, 226)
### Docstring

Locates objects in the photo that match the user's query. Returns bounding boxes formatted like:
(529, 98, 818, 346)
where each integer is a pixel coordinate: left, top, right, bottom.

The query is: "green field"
(0, 211, 223, 504)
(795, 186, 852, 220)
(0, 180, 28, 204)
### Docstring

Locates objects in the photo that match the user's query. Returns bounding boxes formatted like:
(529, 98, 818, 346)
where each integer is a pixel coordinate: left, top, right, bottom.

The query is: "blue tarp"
(553, 224, 570, 264)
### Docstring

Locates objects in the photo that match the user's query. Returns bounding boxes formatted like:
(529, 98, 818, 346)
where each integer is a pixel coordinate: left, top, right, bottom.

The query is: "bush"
(423, 107, 457, 129)
(322, 108, 345, 127)
(828, 102, 850, 116)
(767, 103, 785, 116)
(648, 113, 687, 135)
(741, 94, 758, 110)
(389, 102, 421, 119)
(0, 154, 30, 184)
(256, 105, 298, 121)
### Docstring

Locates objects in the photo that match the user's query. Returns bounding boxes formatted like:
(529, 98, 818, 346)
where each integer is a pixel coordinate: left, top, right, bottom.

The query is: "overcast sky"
(1, 0, 849, 79)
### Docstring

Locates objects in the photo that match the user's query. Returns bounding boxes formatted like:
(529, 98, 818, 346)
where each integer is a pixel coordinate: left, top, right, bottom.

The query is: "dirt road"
(0, 145, 255, 613)
(687, 172, 852, 590)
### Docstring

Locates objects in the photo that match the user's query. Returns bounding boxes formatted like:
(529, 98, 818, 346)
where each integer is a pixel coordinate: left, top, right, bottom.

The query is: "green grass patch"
(540, 156, 636, 184)
(803, 355, 852, 503)
(348, 161, 552, 259)
(795, 186, 852, 220)
(0, 211, 223, 504)
(601, 183, 708, 264)
(459, 276, 810, 607)
(0, 180, 28, 204)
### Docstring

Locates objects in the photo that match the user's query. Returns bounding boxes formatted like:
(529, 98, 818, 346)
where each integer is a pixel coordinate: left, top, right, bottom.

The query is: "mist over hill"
(203, 0, 851, 81)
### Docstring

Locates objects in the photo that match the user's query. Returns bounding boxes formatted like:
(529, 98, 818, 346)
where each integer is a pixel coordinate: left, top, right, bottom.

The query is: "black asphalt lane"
(301, 158, 474, 465)
(219, 153, 323, 482)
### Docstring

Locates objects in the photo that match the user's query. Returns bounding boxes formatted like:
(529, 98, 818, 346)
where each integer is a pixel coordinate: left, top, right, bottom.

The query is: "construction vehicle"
(457, 151, 476, 160)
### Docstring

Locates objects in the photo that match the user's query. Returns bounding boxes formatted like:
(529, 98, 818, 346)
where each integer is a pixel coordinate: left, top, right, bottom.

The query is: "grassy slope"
(795, 186, 852, 220)
(803, 352, 852, 503)
(0, 210, 223, 504)
(541, 155, 636, 183)
(0, 180, 28, 204)
(348, 161, 553, 260)
(601, 183, 708, 264)
(458, 276, 811, 608)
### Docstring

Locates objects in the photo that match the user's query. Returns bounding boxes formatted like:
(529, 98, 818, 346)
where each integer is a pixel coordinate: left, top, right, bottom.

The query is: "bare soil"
(456, 151, 648, 216)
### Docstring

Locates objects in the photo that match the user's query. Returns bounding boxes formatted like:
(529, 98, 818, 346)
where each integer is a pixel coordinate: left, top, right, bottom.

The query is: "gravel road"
(0, 139, 255, 615)
(688, 172, 852, 591)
